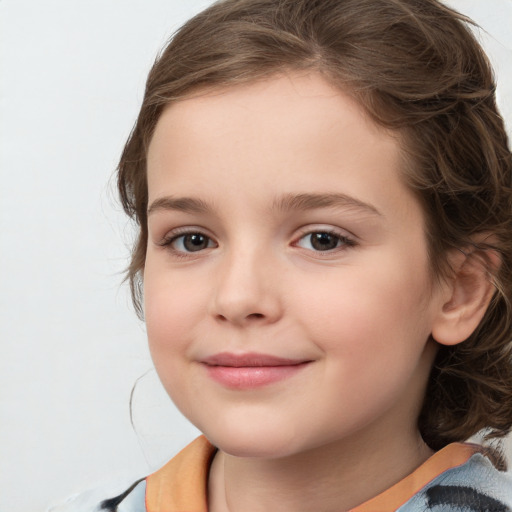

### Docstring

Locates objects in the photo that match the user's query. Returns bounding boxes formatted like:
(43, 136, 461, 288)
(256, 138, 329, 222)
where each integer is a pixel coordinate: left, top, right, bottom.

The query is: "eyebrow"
(148, 196, 212, 215)
(147, 192, 382, 217)
(272, 193, 382, 217)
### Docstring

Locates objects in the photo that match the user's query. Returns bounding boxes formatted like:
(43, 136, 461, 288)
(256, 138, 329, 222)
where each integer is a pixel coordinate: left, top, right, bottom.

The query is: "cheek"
(143, 272, 207, 416)
(291, 254, 434, 360)
(291, 260, 435, 422)
(144, 261, 205, 364)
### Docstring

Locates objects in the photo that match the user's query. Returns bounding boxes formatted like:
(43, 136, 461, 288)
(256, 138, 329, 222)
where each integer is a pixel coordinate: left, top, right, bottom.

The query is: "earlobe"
(431, 247, 500, 346)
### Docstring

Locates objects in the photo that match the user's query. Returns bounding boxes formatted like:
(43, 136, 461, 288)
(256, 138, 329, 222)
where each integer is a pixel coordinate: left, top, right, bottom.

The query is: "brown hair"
(117, 0, 512, 455)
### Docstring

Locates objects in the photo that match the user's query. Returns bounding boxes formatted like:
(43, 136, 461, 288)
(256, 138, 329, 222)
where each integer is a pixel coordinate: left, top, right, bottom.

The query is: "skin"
(143, 72, 465, 511)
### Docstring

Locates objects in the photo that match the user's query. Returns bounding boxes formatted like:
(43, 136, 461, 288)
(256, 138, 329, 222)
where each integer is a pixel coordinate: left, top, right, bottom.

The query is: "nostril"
(214, 312, 264, 323)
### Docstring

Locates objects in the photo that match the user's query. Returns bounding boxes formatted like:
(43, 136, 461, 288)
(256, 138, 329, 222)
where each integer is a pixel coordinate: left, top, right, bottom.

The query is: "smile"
(200, 352, 312, 389)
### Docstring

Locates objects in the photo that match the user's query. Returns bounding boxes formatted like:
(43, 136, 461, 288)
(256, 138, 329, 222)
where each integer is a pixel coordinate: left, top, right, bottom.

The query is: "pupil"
(184, 234, 208, 251)
(311, 233, 338, 251)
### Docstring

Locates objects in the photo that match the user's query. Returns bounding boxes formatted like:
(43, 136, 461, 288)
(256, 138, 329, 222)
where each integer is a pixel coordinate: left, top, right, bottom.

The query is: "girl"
(56, 0, 512, 510)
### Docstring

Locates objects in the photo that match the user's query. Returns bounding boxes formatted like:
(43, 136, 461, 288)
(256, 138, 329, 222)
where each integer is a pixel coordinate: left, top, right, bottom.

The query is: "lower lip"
(203, 363, 310, 389)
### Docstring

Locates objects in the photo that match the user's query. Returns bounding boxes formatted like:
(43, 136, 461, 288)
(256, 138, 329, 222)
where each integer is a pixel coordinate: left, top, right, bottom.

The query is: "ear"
(431, 245, 500, 346)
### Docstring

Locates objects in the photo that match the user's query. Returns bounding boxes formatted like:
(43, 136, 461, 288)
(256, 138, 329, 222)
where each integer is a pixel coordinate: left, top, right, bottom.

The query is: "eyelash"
(157, 227, 357, 259)
(293, 229, 357, 253)
(157, 229, 217, 260)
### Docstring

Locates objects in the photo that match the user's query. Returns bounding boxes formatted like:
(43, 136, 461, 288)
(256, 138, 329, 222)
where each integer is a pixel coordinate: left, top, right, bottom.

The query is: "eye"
(295, 231, 355, 252)
(162, 231, 216, 253)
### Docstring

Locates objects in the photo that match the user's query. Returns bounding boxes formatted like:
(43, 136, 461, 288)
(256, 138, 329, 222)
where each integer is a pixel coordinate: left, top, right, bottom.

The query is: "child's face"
(144, 73, 446, 458)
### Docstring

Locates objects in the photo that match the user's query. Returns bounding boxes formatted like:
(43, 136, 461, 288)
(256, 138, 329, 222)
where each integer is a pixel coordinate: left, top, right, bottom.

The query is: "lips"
(202, 352, 308, 367)
(200, 352, 312, 389)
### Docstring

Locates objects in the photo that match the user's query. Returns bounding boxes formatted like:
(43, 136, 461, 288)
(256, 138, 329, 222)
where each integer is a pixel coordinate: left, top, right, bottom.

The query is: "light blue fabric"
(397, 453, 512, 511)
(48, 479, 146, 512)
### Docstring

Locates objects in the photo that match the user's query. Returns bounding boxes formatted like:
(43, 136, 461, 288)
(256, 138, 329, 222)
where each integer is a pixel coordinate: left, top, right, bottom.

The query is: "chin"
(199, 419, 305, 459)
(210, 436, 297, 459)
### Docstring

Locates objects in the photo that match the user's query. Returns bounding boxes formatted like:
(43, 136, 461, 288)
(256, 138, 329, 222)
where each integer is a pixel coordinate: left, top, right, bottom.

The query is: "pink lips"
(201, 352, 311, 389)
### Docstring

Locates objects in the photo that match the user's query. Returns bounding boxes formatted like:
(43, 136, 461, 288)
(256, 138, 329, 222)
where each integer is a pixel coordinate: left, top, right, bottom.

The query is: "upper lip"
(201, 352, 311, 367)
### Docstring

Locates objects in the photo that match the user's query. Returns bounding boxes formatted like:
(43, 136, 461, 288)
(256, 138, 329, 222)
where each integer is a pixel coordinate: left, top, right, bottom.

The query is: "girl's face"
(144, 73, 446, 458)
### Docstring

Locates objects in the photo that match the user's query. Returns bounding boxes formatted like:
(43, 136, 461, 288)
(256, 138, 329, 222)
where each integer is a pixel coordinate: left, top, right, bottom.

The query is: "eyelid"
(293, 224, 356, 241)
(156, 225, 214, 242)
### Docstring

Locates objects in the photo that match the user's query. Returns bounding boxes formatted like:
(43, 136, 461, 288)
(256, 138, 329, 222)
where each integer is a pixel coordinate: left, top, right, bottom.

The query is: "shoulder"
(47, 437, 212, 512)
(399, 453, 512, 511)
(47, 478, 147, 512)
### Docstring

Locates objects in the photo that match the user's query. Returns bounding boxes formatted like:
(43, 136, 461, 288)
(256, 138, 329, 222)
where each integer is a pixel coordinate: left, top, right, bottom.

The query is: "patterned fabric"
(395, 454, 512, 511)
(50, 436, 512, 512)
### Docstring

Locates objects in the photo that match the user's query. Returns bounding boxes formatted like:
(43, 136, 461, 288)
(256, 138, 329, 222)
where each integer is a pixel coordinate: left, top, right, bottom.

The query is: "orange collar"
(145, 436, 477, 512)
(349, 442, 477, 511)
(146, 436, 215, 512)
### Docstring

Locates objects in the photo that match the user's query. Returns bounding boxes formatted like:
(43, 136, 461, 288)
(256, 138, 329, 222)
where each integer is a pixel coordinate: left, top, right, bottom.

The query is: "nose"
(209, 245, 283, 327)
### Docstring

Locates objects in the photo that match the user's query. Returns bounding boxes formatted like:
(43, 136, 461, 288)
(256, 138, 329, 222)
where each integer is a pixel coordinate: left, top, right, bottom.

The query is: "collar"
(145, 436, 478, 512)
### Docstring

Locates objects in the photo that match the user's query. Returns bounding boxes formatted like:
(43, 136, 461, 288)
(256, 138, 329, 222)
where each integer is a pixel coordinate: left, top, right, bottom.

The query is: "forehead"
(149, 73, 392, 154)
(146, 72, 414, 220)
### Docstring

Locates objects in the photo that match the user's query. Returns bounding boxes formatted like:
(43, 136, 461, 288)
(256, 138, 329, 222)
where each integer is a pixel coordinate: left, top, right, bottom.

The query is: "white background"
(1, 1, 511, 510)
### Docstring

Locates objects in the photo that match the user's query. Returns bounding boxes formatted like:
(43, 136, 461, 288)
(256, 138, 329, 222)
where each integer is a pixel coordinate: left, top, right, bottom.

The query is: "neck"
(208, 427, 433, 512)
